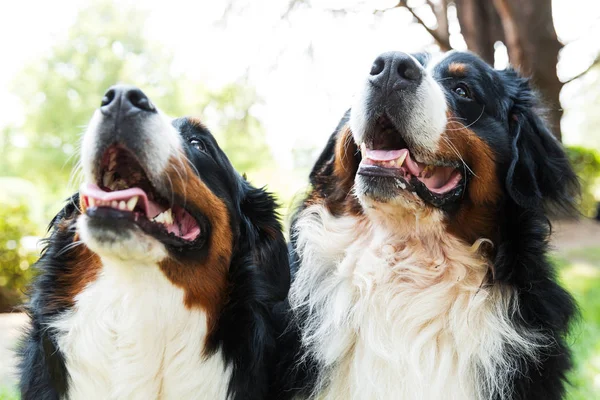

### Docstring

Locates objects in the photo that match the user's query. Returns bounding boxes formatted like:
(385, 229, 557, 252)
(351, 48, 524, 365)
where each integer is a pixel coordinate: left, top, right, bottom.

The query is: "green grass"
(1, 249, 598, 400)
(558, 247, 600, 400)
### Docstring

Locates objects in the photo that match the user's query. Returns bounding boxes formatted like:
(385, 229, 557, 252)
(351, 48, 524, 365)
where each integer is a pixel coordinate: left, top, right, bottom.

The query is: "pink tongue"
(362, 149, 461, 194)
(81, 183, 201, 241)
(363, 148, 424, 176)
(174, 208, 201, 241)
(365, 149, 408, 161)
(418, 168, 463, 194)
(80, 183, 164, 218)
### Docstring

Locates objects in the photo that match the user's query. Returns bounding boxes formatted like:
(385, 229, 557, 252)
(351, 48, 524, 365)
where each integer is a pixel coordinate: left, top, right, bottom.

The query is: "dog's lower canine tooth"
(164, 209, 173, 225)
(127, 196, 138, 211)
(397, 152, 408, 167)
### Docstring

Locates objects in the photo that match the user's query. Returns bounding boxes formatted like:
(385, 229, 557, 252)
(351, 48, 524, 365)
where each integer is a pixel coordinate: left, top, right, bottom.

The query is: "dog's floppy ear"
(307, 109, 361, 215)
(501, 69, 579, 213)
(240, 185, 290, 301)
(309, 109, 353, 187)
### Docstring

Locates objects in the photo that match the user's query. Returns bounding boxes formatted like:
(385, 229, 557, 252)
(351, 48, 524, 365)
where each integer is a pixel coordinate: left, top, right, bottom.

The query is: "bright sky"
(1, 0, 599, 170)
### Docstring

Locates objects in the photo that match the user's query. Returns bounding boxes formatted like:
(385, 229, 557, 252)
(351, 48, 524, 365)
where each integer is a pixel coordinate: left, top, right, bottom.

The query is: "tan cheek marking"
(160, 156, 232, 334)
(439, 116, 501, 243)
(440, 118, 500, 204)
(333, 126, 360, 191)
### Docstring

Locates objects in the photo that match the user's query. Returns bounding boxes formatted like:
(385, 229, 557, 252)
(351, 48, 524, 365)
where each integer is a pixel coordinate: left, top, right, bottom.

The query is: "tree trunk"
(393, 0, 564, 140)
(455, 0, 505, 65)
(493, 0, 563, 140)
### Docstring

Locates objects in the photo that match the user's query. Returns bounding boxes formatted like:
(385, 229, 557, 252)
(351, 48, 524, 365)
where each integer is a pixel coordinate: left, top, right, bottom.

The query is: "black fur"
(18, 117, 290, 400)
(274, 52, 579, 399)
(491, 68, 578, 400)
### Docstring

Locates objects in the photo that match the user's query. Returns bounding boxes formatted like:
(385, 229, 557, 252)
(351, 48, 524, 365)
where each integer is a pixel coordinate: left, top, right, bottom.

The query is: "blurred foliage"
(0, 387, 18, 400)
(566, 146, 600, 217)
(576, 67, 600, 152)
(0, 0, 273, 220)
(0, 201, 39, 313)
(202, 83, 274, 175)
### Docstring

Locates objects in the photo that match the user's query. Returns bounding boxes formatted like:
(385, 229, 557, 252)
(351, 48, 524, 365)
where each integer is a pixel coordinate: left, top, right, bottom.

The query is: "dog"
(274, 51, 579, 400)
(18, 85, 290, 400)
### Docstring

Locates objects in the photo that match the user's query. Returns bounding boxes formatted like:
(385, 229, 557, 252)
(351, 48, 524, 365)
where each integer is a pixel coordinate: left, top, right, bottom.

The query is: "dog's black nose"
(369, 52, 423, 90)
(100, 85, 156, 115)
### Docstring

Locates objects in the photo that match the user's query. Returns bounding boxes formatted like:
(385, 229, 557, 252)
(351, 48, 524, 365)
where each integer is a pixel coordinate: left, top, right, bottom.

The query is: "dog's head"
(310, 51, 578, 243)
(74, 85, 288, 320)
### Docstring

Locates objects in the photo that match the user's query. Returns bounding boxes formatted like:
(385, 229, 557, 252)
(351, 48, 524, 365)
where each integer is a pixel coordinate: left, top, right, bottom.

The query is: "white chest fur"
(290, 205, 544, 400)
(50, 259, 231, 400)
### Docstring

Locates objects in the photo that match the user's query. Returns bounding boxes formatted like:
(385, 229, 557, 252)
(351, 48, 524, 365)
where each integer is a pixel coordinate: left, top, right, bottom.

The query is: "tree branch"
(562, 53, 600, 84)
(392, 0, 452, 50)
(425, 0, 436, 11)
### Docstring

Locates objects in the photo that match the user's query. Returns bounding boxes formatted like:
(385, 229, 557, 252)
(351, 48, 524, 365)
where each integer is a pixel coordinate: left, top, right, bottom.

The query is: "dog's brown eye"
(190, 139, 207, 152)
(453, 84, 470, 99)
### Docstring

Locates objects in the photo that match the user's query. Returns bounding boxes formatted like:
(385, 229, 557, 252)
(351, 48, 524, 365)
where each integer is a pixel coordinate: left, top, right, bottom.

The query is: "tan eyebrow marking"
(448, 62, 469, 76)
(187, 117, 206, 129)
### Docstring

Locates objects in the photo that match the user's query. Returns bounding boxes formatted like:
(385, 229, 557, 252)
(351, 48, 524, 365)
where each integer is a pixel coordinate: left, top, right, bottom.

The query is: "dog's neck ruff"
(49, 258, 231, 400)
(289, 204, 546, 400)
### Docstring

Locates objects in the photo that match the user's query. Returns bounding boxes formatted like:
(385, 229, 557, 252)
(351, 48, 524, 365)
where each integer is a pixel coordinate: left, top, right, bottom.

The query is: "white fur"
(289, 204, 547, 400)
(77, 215, 168, 263)
(50, 258, 231, 400)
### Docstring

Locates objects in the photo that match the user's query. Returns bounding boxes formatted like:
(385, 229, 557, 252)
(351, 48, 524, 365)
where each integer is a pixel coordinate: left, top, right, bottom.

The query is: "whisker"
(164, 173, 176, 211)
(56, 240, 85, 257)
(441, 136, 477, 178)
(445, 106, 486, 131)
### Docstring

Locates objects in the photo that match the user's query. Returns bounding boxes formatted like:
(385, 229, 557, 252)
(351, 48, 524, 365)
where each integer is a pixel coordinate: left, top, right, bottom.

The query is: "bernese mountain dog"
(18, 85, 290, 400)
(275, 51, 579, 400)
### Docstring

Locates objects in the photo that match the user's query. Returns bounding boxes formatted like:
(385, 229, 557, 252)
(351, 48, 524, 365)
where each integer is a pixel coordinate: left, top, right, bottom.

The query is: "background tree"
(379, 0, 600, 142)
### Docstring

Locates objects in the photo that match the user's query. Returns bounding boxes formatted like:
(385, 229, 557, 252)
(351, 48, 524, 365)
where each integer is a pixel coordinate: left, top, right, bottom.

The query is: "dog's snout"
(369, 52, 422, 90)
(100, 85, 156, 116)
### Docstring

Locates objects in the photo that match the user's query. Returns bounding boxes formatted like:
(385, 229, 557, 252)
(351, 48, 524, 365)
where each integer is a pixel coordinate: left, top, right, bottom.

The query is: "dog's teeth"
(103, 173, 113, 188)
(109, 151, 117, 170)
(164, 209, 173, 225)
(127, 196, 138, 211)
(119, 201, 127, 210)
(360, 142, 367, 158)
(397, 151, 408, 167)
(88, 198, 96, 207)
(111, 201, 118, 208)
(153, 209, 173, 225)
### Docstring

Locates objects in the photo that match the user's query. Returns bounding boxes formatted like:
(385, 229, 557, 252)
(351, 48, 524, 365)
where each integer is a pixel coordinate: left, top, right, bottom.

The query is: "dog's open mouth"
(80, 146, 202, 244)
(357, 115, 466, 206)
